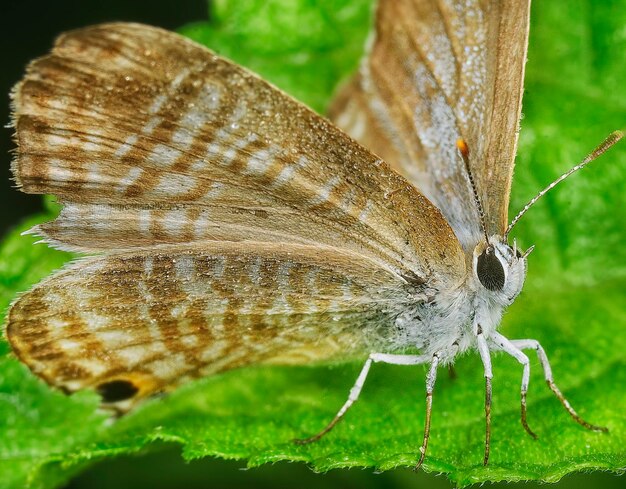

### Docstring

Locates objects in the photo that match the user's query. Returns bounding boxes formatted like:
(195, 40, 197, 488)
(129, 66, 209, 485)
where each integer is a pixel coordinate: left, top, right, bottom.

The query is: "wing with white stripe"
(12, 22, 465, 282)
(7, 242, 408, 411)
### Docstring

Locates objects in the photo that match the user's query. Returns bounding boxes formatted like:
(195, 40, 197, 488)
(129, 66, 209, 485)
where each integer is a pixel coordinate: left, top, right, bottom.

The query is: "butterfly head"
(473, 237, 528, 305)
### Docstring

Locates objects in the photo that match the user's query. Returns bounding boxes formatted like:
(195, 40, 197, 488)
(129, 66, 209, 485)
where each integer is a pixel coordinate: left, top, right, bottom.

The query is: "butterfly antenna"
(457, 139, 490, 245)
(505, 130, 624, 239)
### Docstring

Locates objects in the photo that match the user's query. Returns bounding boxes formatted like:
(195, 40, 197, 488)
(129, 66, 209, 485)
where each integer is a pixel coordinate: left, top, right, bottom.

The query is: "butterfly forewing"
(8, 242, 408, 411)
(330, 0, 530, 248)
(12, 23, 464, 279)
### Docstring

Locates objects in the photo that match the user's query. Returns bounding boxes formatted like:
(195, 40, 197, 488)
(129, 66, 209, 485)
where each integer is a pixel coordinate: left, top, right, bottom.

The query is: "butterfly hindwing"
(8, 242, 408, 411)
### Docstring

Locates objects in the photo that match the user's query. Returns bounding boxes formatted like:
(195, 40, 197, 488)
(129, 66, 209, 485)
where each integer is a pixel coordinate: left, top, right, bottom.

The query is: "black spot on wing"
(97, 379, 139, 403)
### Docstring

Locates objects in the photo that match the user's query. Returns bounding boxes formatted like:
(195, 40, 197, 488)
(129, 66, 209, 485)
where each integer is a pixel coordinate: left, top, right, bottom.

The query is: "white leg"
(476, 328, 493, 379)
(509, 339, 551, 381)
(489, 332, 536, 438)
(294, 353, 430, 444)
(510, 338, 607, 433)
(475, 326, 493, 466)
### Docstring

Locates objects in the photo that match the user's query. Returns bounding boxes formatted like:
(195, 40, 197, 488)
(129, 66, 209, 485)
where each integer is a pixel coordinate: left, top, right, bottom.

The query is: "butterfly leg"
(510, 339, 608, 433)
(415, 352, 440, 470)
(294, 352, 430, 445)
(475, 325, 493, 466)
(489, 332, 537, 438)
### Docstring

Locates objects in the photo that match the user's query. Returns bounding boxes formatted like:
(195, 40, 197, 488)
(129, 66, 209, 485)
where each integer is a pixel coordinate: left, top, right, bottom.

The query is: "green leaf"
(179, 0, 373, 113)
(1, 1, 626, 487)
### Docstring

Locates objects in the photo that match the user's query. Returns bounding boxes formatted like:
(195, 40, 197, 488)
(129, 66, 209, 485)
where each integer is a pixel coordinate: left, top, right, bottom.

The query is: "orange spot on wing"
(456, 138, 469, 158)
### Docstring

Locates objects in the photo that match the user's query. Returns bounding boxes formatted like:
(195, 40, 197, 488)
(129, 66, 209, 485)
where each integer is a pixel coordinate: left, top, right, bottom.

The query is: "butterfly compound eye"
(96, 379, 139, 403)
(477, 248, 505, 291)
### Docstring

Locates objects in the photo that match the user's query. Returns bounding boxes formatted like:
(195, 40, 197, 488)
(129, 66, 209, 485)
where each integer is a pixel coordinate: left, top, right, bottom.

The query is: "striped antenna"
(457, 138, 490, 245)
(505, 130, 624, 239)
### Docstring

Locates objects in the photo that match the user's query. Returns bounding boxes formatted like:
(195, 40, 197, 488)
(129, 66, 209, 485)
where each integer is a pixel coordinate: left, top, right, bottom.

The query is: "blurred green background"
(0, 1, 624, 488)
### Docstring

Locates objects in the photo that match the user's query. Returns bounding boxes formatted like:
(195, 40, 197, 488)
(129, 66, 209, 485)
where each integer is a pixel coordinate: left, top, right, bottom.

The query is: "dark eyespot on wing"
(477, 249, 505, 291)
(97, 379, 139, 403)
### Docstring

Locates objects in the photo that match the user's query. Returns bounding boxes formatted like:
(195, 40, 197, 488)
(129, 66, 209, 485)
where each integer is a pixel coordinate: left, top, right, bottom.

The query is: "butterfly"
(6, 0, 621, 468)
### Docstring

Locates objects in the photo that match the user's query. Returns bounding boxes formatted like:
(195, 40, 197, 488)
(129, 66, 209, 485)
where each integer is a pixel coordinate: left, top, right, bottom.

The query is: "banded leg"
(511, 339, 608, 433)
(489, 332, 537, 438)
(415, 353, 440, 470)
(294, 352, 430, 445)
(475, 326, 493, 466)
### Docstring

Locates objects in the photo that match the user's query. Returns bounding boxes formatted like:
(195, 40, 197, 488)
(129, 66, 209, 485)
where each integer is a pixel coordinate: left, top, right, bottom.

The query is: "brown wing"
(329, 0, 530, 250)
(7, 242, 409, 412)
(11, 22, 465, 283)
